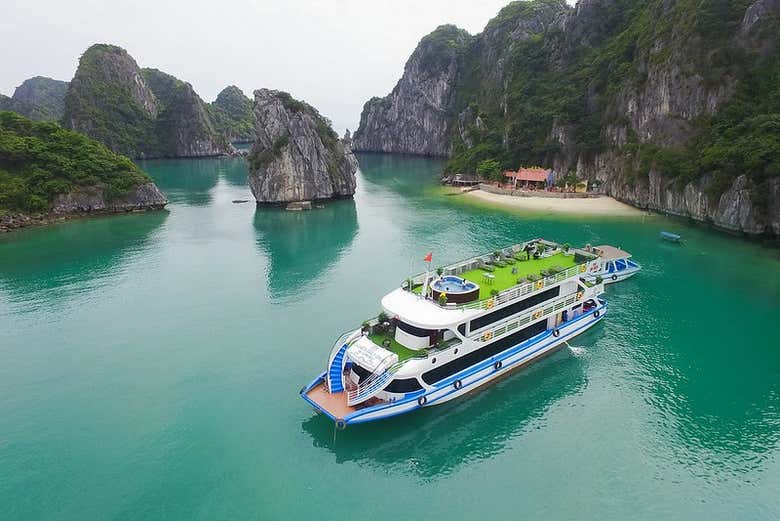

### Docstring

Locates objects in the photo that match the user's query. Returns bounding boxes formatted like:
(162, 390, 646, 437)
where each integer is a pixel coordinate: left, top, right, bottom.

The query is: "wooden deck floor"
(305, 382, 356, 419)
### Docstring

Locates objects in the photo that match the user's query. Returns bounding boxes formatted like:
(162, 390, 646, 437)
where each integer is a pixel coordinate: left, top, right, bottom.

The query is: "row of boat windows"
(399, 286, 561, 345)
(396, 320, 435, 338)
(420, 319, 548, 386)
(468, 286, 561, 332)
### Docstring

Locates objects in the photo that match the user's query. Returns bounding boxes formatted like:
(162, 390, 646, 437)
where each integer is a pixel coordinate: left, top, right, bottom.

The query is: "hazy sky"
(1, 0, 574, 133)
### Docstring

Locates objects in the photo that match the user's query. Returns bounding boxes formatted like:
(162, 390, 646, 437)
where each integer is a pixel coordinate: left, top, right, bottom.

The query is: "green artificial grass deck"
(460, 252, 577, 300)
(368, 332, 421, 361)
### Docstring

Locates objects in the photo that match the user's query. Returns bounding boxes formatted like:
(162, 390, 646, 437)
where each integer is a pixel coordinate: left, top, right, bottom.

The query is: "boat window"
(627, 260, 638, 268)
(351, 363, 371, 382)
(385, 377, 423, 393)
(396, 320, 435, 338)
(421, 320, 548, 385)
(457, 323, 467, 336)
(469, 286, 560, 332)
(607, 262, 615, 273)
(615, 259, 626, 271)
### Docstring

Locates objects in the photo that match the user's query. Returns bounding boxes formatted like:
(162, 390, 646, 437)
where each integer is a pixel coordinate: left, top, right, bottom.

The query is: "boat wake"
(565, 341, 587, 357)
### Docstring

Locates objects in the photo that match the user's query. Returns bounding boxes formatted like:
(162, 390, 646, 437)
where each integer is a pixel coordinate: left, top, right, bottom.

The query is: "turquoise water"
(1, 153, 780, 520)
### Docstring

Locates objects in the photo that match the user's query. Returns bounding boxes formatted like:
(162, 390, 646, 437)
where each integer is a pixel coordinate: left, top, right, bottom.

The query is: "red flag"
(423, 252, 432, 263)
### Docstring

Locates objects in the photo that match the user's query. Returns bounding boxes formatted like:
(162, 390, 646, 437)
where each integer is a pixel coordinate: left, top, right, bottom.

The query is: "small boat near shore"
(660, 231, 682, 243)
(584, 244, 642, 284)
(301, 238, 608, 428)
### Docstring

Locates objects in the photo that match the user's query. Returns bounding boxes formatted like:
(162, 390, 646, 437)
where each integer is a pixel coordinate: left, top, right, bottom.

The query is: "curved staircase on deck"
(327, 343, 349, 393)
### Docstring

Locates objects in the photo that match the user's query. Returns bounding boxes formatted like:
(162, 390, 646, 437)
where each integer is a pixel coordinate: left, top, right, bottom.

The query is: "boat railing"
(452, 262, 587, 312)
(407, 240, 539, 286)
(403, 240, 595, 312)
(470, 290, 585, 343)
(346, 354, 403, 406)
(326, 328, 362, 370)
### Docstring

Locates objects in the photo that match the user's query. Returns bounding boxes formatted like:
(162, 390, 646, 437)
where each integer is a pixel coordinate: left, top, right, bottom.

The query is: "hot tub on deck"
(431, 275, 480, 304)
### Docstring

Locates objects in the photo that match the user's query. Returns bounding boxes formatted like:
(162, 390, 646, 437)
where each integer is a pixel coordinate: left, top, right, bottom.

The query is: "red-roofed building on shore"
(503, 167, 553, 190)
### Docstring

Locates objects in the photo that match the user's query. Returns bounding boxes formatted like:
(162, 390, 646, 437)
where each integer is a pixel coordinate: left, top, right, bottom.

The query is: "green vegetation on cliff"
(10, 76, 69, 121)
(444, 0, 779, 197)
(0, 77, 69, 122)
(0, 111, 149, 214)
(62, 44, 230, 158)
(417, 24, 473, 71)
(208, 86, 255, 143)
(63, 44, 159, 157)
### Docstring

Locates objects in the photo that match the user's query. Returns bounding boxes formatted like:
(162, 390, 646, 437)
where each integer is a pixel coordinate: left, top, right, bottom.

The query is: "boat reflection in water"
(302, 348, 586, 480)
(253, 199, 358, 300)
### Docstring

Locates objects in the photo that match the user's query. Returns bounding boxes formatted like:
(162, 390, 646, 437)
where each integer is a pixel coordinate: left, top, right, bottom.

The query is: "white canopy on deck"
(346, 336, 398, 372)
(380, 288, 482, 330)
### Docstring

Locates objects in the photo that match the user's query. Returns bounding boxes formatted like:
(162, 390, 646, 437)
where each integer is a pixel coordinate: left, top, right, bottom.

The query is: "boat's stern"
(300, 372, 357, 428)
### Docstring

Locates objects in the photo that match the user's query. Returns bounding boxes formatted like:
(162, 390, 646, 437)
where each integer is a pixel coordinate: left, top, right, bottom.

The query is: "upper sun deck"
(458, 252, 577, 299)
(383, 239, 600, 328)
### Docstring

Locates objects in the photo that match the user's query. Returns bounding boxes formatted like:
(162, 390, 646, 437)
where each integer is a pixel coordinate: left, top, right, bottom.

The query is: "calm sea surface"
(1, 154, 779, 520)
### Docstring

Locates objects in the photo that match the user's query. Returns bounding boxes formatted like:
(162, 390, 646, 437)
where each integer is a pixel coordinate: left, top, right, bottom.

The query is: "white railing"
(326, 328, 362, 371)
(346, 358, 403, 406)
(407, 240, 539, 286)
(454, 263, 585, 312)
(470, 291, 583, 343)
(403, 240, 595, 313)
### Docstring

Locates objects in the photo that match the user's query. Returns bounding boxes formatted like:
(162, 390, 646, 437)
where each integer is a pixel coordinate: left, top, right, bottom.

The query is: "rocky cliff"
(0, 76, 69, 121)
(62, 44, 231, 159)
(248, 89, 357, 203)
(209, 86, 256, 143)
(352, 25, 472, 156)
(355, 0, 780, 238)
(142, 68, 233, 157)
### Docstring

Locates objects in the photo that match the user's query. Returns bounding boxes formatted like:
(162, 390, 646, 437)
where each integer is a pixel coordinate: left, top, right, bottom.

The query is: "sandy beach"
(463, 189, 644, 216)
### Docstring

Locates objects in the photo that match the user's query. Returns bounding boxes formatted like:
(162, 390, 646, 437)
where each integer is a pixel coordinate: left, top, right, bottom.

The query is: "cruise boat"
(301, 239, 608, 428)
(585, 245, 642, 284)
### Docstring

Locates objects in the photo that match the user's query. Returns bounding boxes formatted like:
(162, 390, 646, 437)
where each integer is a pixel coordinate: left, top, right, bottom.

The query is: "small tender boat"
(660, 231, 682, 243)
(301, 239, 608, 428)
(584, 245, 642, 284)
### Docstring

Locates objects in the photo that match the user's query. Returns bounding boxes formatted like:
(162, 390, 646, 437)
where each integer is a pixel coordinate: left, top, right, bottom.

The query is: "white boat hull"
(302, 300, 608, 426)
(602, 267, 640, 284)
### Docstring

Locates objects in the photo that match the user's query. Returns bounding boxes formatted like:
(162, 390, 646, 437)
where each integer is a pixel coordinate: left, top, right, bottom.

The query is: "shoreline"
(461, 189, 646, 217)
(0, 207, 168, 235)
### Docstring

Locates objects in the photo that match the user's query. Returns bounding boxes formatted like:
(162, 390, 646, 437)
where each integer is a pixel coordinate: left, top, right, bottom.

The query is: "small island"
(0, 111, 167, 232)
(247, 89, 357, 207)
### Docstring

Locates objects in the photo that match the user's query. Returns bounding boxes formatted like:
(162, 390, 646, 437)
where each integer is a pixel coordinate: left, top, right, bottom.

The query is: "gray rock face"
(353, 25, 472, 156)
(142, 68, 233, 157)
(1, 76, 69, 121)
(610, 173, 780, 236)
(51, 182, 168, 214)
(62, 44, 230, 158)
(247, 89, 357, 203)
(0, 183, 167, 233)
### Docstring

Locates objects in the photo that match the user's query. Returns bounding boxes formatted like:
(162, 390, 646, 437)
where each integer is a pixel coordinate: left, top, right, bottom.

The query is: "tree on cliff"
(476, 159, 502, 181)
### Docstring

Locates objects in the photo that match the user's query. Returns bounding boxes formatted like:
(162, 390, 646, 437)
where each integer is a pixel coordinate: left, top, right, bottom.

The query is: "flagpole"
(422, 261, 429, 300)
(421, 252, 433, 300)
